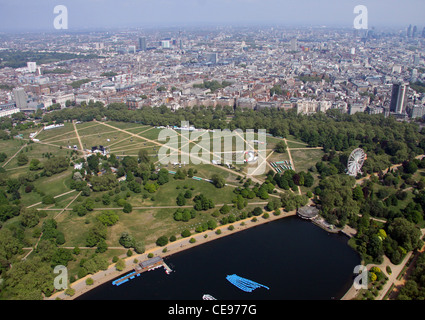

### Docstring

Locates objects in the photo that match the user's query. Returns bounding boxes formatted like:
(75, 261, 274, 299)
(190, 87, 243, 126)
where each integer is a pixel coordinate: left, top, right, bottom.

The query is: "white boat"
(202, 294, 216, 300)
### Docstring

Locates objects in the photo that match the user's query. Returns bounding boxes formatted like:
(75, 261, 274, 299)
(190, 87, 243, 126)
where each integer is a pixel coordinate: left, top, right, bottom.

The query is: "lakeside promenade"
(48, 209, 297, 300)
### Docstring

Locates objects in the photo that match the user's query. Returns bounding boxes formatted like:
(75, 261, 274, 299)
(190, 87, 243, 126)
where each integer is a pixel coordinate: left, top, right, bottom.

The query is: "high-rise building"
(407, 24, 412, 37)
(207, 53, 218, 64)
(138, 37, 147, 51)
(27, 62, 37, 73)
(161, 40, 170, 49)
(390, 82, 409, 114)
(412, 25, 418, 38)
(12, 88, 28, 109)
(290, 38, 298, 52)
(414, 55, 420, 65)
(422, 27, 425, 38)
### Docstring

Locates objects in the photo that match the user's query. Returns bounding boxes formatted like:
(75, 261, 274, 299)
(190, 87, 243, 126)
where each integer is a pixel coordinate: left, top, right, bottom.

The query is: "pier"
(112, 256, 172, 286)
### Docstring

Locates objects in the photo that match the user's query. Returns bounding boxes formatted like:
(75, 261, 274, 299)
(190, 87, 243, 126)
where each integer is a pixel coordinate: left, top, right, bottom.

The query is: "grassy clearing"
(290, 149, 325, 173)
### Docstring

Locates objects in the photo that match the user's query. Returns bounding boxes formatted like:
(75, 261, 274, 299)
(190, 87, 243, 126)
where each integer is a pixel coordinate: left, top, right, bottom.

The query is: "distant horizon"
(0, 23, 422, 35)
(0, 0, 424, 33)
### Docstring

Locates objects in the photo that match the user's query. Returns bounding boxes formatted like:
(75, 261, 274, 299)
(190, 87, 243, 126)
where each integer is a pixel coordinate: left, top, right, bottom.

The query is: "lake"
(77, 216, 360, 300)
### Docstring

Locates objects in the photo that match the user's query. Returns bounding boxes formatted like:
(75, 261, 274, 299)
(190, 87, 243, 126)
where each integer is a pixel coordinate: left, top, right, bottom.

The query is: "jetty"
(112, 256, 172, 286)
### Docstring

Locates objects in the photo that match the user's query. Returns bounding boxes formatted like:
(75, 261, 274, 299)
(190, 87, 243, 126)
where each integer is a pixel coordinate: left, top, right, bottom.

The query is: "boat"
(202, 294, 217, 300)
(226, 274, 269, 292)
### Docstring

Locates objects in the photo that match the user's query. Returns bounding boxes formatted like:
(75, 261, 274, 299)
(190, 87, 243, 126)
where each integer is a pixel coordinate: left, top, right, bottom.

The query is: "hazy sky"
(0, 0, 424, 32)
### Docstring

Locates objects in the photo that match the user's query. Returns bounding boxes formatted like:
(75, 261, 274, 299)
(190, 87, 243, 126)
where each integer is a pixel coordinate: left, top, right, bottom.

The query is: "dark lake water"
(77, 216, 360, 300)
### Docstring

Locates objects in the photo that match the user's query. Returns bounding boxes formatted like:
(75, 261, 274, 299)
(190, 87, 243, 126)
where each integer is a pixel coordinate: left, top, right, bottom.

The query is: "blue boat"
(226, 274, 269, 292)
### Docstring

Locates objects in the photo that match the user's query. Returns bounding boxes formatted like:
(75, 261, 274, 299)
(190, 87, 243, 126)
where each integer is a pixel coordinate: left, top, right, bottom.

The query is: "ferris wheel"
(347, 148, 367, 177)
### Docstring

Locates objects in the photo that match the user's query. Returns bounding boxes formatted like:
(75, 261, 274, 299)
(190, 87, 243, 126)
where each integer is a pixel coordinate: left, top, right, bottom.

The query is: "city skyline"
(0, 0, 425, 32)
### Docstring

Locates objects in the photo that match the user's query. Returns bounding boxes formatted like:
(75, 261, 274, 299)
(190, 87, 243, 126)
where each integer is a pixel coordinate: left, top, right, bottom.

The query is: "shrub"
(181, 229, 191, 238)
(156, 236, 169, 247)
(65, 288, 75, 296)
(86, 278, 94, 285)
(42, 195, 55, 205)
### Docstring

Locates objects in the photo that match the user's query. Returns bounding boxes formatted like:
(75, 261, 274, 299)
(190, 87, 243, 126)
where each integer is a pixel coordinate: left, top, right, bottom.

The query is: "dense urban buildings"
(0, 25, 423, 122)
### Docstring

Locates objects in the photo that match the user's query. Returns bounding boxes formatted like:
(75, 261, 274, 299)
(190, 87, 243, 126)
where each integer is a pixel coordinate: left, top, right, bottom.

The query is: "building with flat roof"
(297, 206, 319, 220)
(0, 103, 20, 118)
(12, 87, 28, 109)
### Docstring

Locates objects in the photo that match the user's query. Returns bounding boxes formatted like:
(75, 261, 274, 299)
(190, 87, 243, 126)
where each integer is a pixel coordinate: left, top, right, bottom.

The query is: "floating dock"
(112, 256, 172, 286)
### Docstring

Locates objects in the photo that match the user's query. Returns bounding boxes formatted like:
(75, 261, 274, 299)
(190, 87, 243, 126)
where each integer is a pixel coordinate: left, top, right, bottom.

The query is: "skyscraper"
(412, 25, 418, 38)
(138, 37, 147, 51)
(422, 27, 425, 38)
(390, 82, 408, 114)
(407, 24, 412, 38)
(290, 38, 298, 52)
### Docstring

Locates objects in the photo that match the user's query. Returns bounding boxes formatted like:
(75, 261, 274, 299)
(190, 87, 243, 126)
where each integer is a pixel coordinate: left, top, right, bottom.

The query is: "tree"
(176, 193, 186, 206)
(181, 229, 191, 238)
(123, 202, 133, 213)
(138, 149, 150, 164)
(156, 236, 168, 247)
(403, 160, 418, 174)
(97, 210, 119, 226)
(87, 154, 100, 172)
(275, 141, 287, 153)
(42, 195, 55, 205)
(211, 174, 226, 188)
(119, 232, 135, 248)
(252, 207, 263, 216)
(115, 259, 126, 271)
(387, 218, 423, 252)
(220, 204, 230, 215)
(353, 185, 365, 202)
(144, 182, 159, 193)
(17, 153, 29, 166)
(157, 168, 169, 185)
(20, 207, 39, 228)
(134, 240, 145, 254)
(174, 169, 186, 180)
(43, 156, 69, 176)
(4, 257, 54, 299)
(29, 159, 42, 171)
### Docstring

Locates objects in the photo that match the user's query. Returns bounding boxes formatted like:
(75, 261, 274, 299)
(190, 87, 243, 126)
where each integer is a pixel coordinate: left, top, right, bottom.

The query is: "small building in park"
(297, 206, 319, 220)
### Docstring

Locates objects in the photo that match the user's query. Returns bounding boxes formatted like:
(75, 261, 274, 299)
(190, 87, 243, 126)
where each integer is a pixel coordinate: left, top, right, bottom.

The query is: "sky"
(0, 0, 424, 32)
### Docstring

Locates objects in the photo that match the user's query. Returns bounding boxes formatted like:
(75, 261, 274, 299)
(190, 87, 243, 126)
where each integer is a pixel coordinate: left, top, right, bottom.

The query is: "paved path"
(284, 138, 301, 195)
(73, 120, 86, 160)
(342, 229, 425, 300)
(27, 189, 76, 208)
(47, 209, 297, 300)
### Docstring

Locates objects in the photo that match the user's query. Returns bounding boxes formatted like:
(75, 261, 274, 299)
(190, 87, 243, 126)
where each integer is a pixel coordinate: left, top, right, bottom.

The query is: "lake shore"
(48, 209, 299, 300)
(48, 208, 359, 301)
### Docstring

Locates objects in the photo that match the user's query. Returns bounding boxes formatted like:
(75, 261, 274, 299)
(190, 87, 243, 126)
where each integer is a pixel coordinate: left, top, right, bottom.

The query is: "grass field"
(1, 120, 323, 256)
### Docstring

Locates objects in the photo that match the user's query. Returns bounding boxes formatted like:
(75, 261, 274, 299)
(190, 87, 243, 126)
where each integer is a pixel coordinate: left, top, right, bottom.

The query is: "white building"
(27, 62, 37, 73)
(296, 99, 332, 115)
(0, 104, 20, 118)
